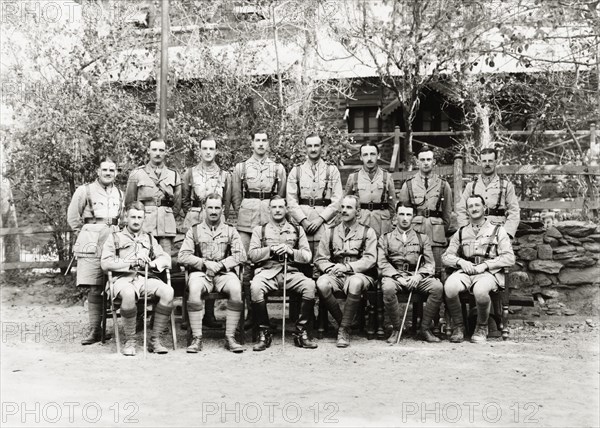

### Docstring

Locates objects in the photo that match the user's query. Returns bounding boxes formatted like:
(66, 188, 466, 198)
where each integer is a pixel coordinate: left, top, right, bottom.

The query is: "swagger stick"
(396, 255, 423, 345)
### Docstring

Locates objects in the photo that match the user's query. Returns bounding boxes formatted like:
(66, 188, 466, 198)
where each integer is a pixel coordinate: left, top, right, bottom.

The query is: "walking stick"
(396, 255, 423, 345)
(282, 253, 288, 350)
(143, 263, 149, 359)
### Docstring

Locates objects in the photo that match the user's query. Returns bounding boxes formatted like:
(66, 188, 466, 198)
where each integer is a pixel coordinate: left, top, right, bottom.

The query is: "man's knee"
(250, 277, 268, 302)
(188, 281, 205, 300)
(118, 288, 136, 307)
(472, 280, 495, 302)
(299, 278, 316, 300)
(444, 275, 463, 298)
(347, 276, 365, 295)
(427, 278, 444, 298)
(316, 275, 333, 296)
(224, 278, 242, 301)
(381, 278, 397, 298)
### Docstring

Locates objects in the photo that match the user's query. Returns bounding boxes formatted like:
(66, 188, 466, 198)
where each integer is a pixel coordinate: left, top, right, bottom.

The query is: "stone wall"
(509, 221, 600, 316)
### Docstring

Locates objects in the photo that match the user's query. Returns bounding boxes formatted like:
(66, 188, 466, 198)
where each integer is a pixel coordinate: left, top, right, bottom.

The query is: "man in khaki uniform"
(443, 195, 515, 344)
(67, 157, 122, 345)
(315, 195, 378, 348)
(344, 142, 396, 238)
(378, 203, 443, 343)
(178, 194, 246, 354)
(125, 138, 181, 260)
(287, 133, 342, 262)
(101, 202, 174, 356)
(232, 131, 287, 323)
(181, 136, 231, 328)
(398, 146, 453, 278)
(248, 196, 317, 351)
(456, 147, 520, 239)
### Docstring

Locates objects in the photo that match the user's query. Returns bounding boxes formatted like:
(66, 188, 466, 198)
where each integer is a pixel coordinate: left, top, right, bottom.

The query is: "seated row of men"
(100, 192, 514, 356)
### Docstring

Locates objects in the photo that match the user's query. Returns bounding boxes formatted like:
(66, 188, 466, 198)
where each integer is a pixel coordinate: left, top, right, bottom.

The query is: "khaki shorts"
(318, 272, 374, 295)
(110, 274, 168, 300)
(188, 271, 240, 294)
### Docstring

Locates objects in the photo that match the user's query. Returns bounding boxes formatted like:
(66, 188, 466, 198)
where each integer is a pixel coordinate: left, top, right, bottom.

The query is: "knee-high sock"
(87, 291, 103, 331)
(152, 303, 172, 338)
(120, 307, 137, 341)
(340, 293, 362, 330)
(225, 301, 243, 338)
(187, 301, 204, 337)
(383, 293, 401, 330)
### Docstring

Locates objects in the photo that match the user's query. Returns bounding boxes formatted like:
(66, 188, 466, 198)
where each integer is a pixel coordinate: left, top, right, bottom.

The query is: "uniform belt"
(359, 202, 387, 211)
(465, 256, 487, 264)
(142, 199, 174, 207)
(394, 262, 417, 272)
(333, 255, 360, 263)
(245, 191, 274, 200)
(487, 208, 506, 216)
(192, 199, 203, 208)
(299, 198, 331, 207)
(415, 208, 443, 218)
(84, 217, 118, 225)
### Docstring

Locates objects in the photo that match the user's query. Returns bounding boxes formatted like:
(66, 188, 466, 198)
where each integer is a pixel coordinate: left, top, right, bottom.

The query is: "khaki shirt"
(232, 156, 287, 233)
(398, 172, 453, 247)
(67, 180, 123, 257)
(442, 219, 515, 286)
(286, 159, 343, 242)
(248, 220, 311, 279)
(315, 222, 377, 275)
(344, 167, 396, 237)
(456, 174, 520, 238)
(181, 164, 231, 229)
(178, 221, 246, 276)
(125, 163, 182, 237)
(100, 228, 171, 277)
(377, 228, 435, 278)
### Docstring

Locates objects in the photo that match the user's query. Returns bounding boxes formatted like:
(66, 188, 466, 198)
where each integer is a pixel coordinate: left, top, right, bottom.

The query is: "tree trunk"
(474, 101, 491, 151)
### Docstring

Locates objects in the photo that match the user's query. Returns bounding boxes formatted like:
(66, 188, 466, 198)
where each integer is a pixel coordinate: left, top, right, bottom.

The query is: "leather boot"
(225, 336, 245, 353)
(252, 301, 271, 351)
(294, 299, 318, 349)
(187, 336, 203, 353)
(320, 291, 343, 326)
(336, 327, 350, 348)
(471, 324, 488, 343)
(253, 328, 272, 351)
(203, 299, 223, 328)
(148, 336, 169, 354)
(149, 303, 171, 354)
(81, 291, 105, 345)
(225, 301, 244, 352)
(418, 292, 442, 343)
(446, 296, 465, 343)
(383, 292, 401, 344)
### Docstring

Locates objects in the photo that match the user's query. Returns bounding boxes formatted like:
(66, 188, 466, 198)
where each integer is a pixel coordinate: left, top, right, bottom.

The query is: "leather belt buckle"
(423, 207, 430, 218)
(367, 202, 374, 211)
(258, 190, 264, 200)
(155, 199, 161, 207)
(308, 197, 315, 207)
(277, 254, 286, 262)
(402, 262, 410, 272)
(343, 256, 350, 264)
(105, 218, 113, 226)
(474, 256, 483, 264)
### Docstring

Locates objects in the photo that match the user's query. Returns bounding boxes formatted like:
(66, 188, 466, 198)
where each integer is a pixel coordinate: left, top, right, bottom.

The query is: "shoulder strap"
(296, 165, 302, 200)
(407, 178, 415, 207)
(241, 162, 248, 195)
(147, 232, 155, 260)
(496, 178, 505, 209)
(358, 225, 369, 258)
(193, 224, 202, 258)
(225, 225, 232, 257)
(484, 224, 502, 258)
(112, 232, 120, 256)
(261, 223, 267, 247)
(435, 179, 446, 211)
(270, 164, 281, 194)
(329, 227, 335, 258)
(292, 223, 300, 249)
(416, 232, 424, 255)
(116, 188, 123, 219)
(322, 164, 331, 199)
(85, 183, 95, 219)
(458, 225, 467, 258)
(471, 176, 478, 196)
(352, 171, 359, 195)
(380, 170, 388, 204)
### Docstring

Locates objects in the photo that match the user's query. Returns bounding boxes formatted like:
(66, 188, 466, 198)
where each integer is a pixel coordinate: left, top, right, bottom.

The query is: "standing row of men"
(67, 131, 519, 355)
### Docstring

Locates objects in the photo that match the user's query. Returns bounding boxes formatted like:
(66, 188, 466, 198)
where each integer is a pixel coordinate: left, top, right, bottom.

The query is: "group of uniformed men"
(68, 131, 519, 356)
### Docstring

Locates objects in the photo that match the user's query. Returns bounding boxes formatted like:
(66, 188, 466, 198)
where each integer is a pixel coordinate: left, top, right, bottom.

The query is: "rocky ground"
(1, 272, 599, 427)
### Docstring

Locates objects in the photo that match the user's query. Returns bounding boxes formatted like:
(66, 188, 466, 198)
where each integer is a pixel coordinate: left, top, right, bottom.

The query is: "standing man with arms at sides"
(344, 142, 396, 238)
(442, 195, 515, 344)
(398, 145, 453, 280)
(67, 157, 123, 345)
(181, 136, 232, 328)
(456, 147, 520, 240)
(124, 137, 181, 262)
(286, 133, 343, 272)
(248, 196, 318, 351)
(101, 202, 174, 356)
(232, 131, 287, 322)
(178, 194, 246, 353)
(378, 203, 443, 343)
(315, 195, 378, 348)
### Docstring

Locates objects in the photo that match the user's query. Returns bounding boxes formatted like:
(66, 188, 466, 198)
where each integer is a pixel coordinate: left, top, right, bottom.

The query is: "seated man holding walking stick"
(248, 196, 318, 351)
(377, 203, 443, 344)
(101, 201, 173, 356)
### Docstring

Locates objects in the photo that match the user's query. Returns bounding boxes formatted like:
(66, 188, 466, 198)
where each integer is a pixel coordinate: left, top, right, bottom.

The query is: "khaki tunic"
(456, 174, 520, 238)
(178, 221, 246, 275)
(232, 156, 287, 233)
(248, 221, 311, 279)
(286, 159, 342, 243)
(442, 219, 515, 287)
(398, 172, 453, 247)
(181, 164, 231, 229)
(377, 228, 435, 279)
(124, 163, 182, 237)
(315, 222, 377, 275)
(344, 167, 396, 237)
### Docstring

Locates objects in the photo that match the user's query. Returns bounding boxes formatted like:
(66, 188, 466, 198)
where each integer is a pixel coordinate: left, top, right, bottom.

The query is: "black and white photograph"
(1, 0, 599, 426)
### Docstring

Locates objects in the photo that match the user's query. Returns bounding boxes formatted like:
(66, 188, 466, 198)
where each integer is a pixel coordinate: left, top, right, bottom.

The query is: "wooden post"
(159, 0, 170, 140)
(587, 123, 598, 218)
(453, 153, 464, 198)
(390, 126, 401, 172)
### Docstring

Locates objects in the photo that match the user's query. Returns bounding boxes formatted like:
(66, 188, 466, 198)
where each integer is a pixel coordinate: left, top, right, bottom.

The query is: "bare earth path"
(1, 289, 599, 427)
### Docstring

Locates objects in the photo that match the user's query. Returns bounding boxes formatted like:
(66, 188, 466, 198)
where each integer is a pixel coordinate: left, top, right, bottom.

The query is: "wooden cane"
(396, 255, 423, 345)
(282, 253, 288, 350)
(143, 263, 148, 359)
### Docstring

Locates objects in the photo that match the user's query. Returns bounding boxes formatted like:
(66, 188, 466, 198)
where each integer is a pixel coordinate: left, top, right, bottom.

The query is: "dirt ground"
(1, 278, 599, 428)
